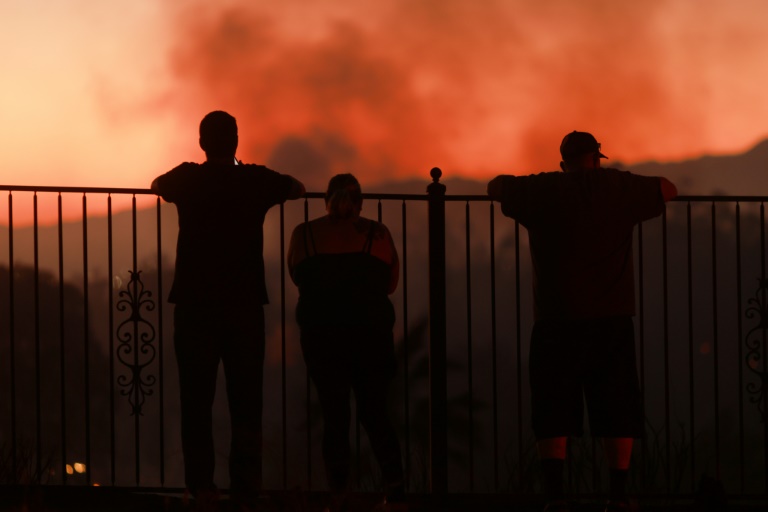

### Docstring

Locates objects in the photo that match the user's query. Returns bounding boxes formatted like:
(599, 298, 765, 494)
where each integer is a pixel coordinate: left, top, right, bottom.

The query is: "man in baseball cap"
(487, 132, 676, 512)
(559, 131, 607, 161)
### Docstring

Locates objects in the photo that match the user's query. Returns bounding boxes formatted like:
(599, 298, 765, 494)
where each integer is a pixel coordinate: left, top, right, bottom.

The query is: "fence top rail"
(1, 185, 766, 204)
(0, 185, 153, 195)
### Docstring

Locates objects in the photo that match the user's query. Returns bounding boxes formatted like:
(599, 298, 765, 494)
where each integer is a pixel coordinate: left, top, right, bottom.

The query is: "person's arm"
(486, 175, 507, 201)
(286, 176, 306, 200)
(660, 177, 678, 202)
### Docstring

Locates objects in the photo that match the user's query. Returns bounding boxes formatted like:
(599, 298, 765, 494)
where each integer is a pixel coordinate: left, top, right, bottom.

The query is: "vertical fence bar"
(662, 210, 671, 492)
(735, 202, 744, 493)
(488, 203, 499, 490)
(427, 168, 447, 498)
(303, 199, 311, 490)
(514, 219, 521, 490)
(280, 202, 288, 489)
(762, 203, 768, 492)
(686, 202, 695, 492)
(131, 195, 139, 485)
(107, 195, 116, 485)
(637, 223, 646, 489)
(8, 192, 17, 482)
(156, 198, 165, 485)
(58, 193, 67, 484)
(465, 201, 474, 490)
(401, 200, 411, 490)
(33, 193, 42, 480)
(711, 203, 720, 476)
(83, 193, 92, 485)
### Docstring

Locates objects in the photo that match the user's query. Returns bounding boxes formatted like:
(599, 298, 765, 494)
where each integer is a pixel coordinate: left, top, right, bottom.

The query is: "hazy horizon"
(2, 1, 768, 192)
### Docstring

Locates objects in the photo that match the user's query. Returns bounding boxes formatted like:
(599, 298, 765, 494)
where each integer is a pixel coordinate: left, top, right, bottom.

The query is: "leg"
(302, 327, 353, 492)
(537, 437, 567, 507)
(529, 321, 584, 507)
(352, 331, 403, 491)
(604, 437, 633, 507)
(174, 304, 221, 495)
(603, 437, 633, 470)
(220, 305, 266, 503)
(538, 437, 567, 460)
(584, 318, 643, 507)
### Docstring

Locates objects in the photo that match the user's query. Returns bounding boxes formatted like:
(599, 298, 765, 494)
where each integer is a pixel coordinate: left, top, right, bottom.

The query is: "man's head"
(199, 111, 238, 160)
(559, 131, 607, 172)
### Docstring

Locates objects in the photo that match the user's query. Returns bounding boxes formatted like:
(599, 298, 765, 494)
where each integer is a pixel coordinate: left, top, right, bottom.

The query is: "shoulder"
(361, 218, 392, 240)
(152, 162, 201, 197)
(161, 161, 201, 179)
(511, 171, 565, 191)
(240, 164, 295, 188)
(599, 167, 660, 187)
(240, 163, 284, 178)
(240, 163, 273, 172)
(601, 167, 653, 179)
(289, 220, 310, 239)
(490, 171, 558, 192)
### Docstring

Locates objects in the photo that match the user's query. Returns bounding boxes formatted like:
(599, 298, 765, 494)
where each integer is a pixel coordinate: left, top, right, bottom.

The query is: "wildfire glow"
(2, 0, 768, 217)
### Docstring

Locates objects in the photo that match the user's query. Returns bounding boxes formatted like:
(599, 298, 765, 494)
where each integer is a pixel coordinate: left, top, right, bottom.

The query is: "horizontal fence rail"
(1, 177, 768, 503)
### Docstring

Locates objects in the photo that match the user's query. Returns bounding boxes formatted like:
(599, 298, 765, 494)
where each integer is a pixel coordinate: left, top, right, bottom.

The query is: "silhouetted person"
(151, 111, 305, 510)
(487, 132, 677, 512)
(287, 174, 404, 512)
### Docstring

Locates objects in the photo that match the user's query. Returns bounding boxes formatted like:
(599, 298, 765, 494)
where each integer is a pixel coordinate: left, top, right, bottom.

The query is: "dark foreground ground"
(1, 486, 767, 512)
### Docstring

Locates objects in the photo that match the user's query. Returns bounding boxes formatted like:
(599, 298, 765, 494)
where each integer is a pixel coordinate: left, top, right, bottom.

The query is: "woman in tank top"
(287, 174, 404, 511)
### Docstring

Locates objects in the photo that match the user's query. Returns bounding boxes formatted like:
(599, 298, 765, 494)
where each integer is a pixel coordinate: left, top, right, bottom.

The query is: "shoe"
(384, 484, 406, 504)
(230, 486, 273, 512)
(192, 487, 220, 512)
(605, 499, 637, 511)
(322, 491, 348, 512)
(543, 499, 570, 511)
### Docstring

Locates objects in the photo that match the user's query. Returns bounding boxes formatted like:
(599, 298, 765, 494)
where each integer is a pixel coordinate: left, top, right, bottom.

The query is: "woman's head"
(325, 173, 362, 219)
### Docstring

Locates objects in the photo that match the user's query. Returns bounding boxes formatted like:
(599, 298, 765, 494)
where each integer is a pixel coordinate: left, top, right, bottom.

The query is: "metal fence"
(1, 172, 768, 501)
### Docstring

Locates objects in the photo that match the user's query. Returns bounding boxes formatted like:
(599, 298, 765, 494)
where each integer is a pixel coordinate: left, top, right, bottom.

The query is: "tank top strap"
(362, 220, 377, 254)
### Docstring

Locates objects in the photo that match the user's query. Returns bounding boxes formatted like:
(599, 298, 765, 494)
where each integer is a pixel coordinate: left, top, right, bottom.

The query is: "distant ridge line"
(1, 185, 766, 203)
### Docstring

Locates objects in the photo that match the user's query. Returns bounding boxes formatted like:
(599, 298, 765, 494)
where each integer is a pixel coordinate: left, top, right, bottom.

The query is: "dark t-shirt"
(153, 162, 293, 305)
(498, 168, 664, 320)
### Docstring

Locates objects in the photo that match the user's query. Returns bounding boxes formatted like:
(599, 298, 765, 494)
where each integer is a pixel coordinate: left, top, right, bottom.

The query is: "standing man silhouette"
(487, 131, 677, 512)
(152, 111, 305, 510)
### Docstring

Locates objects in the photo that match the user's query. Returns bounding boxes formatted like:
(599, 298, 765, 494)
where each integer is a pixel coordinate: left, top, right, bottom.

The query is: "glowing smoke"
(158, 0, 768, 186)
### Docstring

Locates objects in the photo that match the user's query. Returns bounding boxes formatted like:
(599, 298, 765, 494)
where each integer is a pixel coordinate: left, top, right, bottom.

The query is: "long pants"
(300, 325, 403, 492)
(173, 303, 265, 500)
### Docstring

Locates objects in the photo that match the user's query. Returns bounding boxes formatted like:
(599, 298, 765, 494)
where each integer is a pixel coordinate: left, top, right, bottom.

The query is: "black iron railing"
(1, 174, 768, 502)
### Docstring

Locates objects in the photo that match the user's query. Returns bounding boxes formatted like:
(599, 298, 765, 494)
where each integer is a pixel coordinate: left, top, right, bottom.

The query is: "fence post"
(427, 167, 448, 498)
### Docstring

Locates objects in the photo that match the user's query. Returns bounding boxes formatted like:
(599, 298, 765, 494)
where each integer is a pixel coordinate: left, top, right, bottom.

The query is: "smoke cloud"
(158, 0, 768, 185)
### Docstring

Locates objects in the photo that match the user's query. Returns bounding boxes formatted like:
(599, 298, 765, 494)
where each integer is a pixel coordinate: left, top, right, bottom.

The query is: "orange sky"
(1, 0, 768, 196)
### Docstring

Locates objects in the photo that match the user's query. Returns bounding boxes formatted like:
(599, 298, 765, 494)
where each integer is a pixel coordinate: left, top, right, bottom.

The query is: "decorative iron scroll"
(116, 270, 157, 416)
(745, 278, 768, 423)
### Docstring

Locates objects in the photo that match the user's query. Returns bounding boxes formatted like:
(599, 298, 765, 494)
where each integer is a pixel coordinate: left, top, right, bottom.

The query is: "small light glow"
(73, 462, 86, 474)
(66, 464, 74, 475)
(93, 483, 100, 487)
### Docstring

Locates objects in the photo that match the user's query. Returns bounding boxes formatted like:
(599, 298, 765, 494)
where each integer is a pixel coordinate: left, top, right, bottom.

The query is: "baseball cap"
(560, 131, 607, 159)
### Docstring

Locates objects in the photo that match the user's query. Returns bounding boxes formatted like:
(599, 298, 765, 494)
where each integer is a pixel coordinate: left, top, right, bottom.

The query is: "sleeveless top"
(293, 220, 395, 329)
